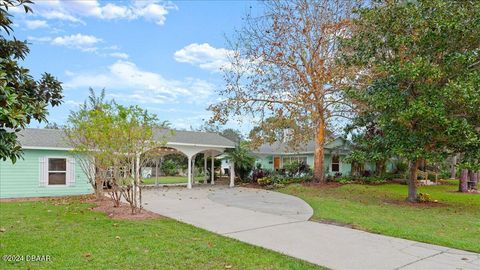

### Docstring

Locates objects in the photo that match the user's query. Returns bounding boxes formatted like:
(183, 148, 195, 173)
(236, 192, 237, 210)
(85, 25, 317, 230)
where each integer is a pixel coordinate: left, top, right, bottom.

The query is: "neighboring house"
(252, 137, 353, 176)
(217, 154, 231, 175)
(0, 128, 235, 199)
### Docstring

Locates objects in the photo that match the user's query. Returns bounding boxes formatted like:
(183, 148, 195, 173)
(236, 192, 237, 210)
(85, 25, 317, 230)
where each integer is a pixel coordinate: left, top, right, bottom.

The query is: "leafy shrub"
(332, 175, 386, 185)
(335, 176, 354, 184)
(257, 174, 313, 187)
(161, 160, 177, 176)
(226, 145, 256, 181)
(417, 193, 433, 203)
(393, 161, 408, 174)
(257, 177, 272, 186)
(360, 176, 386, 184)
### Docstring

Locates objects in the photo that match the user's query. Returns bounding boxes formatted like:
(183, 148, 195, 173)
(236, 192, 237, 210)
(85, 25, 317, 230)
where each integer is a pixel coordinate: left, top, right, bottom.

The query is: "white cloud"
(109, 52, 129, 59)
(50, 33, 102, 51)
(27, 36, 53, 43)
(24, 20, 48, 29)
(64, 61, 215, 104)
(174, 43, 233, 72)
(14, 0, 176, 26)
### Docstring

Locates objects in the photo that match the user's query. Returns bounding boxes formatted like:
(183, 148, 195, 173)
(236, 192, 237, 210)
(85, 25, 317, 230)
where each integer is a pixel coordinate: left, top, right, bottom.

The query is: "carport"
(148, 129, 236, 189)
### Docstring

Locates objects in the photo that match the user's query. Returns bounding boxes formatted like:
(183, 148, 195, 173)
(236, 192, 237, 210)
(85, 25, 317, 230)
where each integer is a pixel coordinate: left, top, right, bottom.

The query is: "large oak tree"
(342, 0, 480, 201)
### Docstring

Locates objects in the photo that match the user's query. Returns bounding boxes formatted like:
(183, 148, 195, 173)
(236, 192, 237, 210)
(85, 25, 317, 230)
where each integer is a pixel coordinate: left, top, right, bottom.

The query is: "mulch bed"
(87, 197, 162, 221)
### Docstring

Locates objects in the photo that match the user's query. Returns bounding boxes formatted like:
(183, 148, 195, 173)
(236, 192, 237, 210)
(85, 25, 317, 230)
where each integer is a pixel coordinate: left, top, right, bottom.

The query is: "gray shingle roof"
(17, 128, 235, 149)
(251, 138, 351, 155)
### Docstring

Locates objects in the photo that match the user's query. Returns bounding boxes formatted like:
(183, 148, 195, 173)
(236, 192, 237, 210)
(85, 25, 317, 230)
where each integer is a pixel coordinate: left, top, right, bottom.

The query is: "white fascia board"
(22, 146, 74, 151)
(166, 142, 235, 149)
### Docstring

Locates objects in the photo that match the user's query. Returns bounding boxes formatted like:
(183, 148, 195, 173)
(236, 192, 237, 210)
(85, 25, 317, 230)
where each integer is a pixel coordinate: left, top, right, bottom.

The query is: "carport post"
(211, 154, 214, 185)
(229, 161, 235, 188)
(204, 154, 208, 184)
(187, 155, 192, 189)
(192, 155, 196, 184)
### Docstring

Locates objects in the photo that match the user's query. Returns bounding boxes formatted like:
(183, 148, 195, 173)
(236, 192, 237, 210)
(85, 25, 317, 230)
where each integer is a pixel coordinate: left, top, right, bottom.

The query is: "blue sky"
(11, 0, 257, 131)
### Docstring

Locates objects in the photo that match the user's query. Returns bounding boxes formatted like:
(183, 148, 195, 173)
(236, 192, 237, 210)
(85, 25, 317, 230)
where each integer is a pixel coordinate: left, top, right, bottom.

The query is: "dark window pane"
(49, 158, 66, 171)
(48, 173, 66, 185)
(332, 164, 340, 172)
(332, 155, 339, 163)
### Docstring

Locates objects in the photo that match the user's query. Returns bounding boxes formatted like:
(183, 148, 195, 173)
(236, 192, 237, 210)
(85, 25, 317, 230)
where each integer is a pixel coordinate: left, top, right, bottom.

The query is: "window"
(331, 155, 340, 172)
(48, 158, 67, 185)
(282, 156, 307, 167)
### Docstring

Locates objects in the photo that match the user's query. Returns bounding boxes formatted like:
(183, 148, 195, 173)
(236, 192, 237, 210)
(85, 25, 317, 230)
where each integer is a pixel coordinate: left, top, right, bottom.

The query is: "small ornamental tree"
(66, 90, 164, 212)
(342, 0, 480, 201)
(1, 0, 63, 163)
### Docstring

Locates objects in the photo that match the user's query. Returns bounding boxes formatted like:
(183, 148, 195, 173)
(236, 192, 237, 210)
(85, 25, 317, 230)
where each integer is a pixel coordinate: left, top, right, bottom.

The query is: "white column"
(229, 161, 235, 188)
(187, 155, 192, 189)
(211, 154, 215, 185)
(192, 155, 196, 184)
(204, 153, 208, 184)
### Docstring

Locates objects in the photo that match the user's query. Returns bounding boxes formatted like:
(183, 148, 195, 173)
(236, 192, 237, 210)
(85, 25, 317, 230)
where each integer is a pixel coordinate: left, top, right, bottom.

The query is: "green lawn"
(280, 182, 480, 253)
(142, 176, 188, 184)
(0, 199, 321, 270)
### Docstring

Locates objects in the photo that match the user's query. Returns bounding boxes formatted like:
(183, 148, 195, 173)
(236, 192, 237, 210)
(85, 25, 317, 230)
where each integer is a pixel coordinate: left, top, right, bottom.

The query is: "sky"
(11, 0, 258, 131)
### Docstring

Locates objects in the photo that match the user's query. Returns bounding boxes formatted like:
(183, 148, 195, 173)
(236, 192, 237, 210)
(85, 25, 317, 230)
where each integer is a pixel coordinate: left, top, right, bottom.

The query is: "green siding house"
(252, 138, 353, 176)
(0, 129, 92, 199)
(1, 128, 237, 199)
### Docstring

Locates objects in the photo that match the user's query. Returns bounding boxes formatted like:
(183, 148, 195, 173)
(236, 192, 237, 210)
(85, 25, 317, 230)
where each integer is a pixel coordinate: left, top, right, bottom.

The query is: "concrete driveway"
(142, 186, 479, 270)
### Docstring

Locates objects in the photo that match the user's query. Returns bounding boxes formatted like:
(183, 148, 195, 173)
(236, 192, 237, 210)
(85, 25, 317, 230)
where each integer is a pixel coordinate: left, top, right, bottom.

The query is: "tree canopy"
(0, 0, 63, 163)
(342, 0, 480, 201)
(210, 0, 360, 182)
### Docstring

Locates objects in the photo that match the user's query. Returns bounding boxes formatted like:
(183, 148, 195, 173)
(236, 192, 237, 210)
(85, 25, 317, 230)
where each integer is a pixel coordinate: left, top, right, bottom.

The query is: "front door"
(273, 156, 281, 170)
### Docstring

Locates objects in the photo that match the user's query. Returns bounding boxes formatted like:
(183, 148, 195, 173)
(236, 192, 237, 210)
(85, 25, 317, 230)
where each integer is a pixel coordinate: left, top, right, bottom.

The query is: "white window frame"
(331, 155, 340, 172)
(282, 156, 308, 168)
(47, 157, 68, 186)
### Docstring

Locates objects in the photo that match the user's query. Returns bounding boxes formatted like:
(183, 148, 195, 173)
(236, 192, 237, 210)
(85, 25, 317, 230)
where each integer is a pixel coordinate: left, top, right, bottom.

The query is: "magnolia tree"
(209, 0, 361, 182)
(341, 0, 480, 201)
(66, 90, 163, 213)
(0, 0, 63, 163)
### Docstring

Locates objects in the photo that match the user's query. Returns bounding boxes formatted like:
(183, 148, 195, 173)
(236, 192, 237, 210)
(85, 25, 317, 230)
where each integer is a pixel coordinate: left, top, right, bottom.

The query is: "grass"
(142, 176, 188, 185)
(280, 181, 480, 253)
(0, 199, 322, 270)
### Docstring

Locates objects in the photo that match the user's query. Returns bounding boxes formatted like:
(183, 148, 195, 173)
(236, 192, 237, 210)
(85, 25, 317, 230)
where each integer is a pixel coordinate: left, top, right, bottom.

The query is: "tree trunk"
(468, 170, 477, 190)
(134, 153, 141, 213)
(94, 175, 104, 201)
(375, 160, 386, 176)
(472, 172, 479, 190)
(406, 159, 420, 202)
(450, 155, 457, 179)
(313, 118, 325, 182)
(459, 169, 469, 192)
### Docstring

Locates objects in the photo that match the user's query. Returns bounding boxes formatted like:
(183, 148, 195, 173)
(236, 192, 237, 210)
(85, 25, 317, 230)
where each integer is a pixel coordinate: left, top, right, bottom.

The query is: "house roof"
(16, 128, 236, 150)
(251, 137, 351, 155)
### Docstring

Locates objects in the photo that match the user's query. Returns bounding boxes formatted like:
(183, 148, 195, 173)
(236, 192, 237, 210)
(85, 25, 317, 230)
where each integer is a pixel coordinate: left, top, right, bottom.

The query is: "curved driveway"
(142, 186, 479, 270)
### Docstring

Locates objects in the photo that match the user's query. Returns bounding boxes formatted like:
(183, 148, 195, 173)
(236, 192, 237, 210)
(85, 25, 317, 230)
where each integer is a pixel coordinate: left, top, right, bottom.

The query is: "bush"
(393, 161, 408, 174)
(360, 176, 386, 184)
(257, 174, 313, 187)
(161, 160, 177, 176)
(335, 176, 354, 184)
(332, 175, 386, 185)
(417, 193, 433, 203)
(257, 177, 272, 186)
